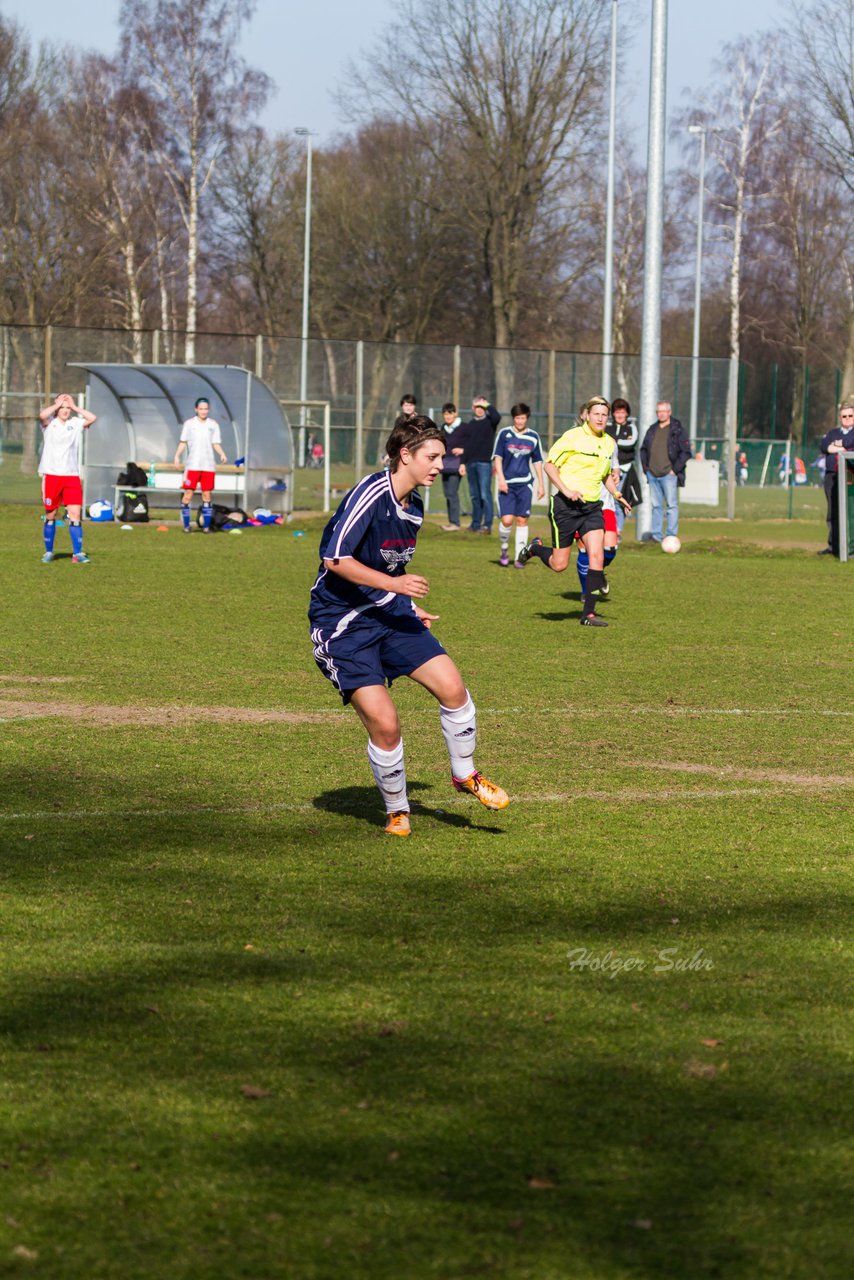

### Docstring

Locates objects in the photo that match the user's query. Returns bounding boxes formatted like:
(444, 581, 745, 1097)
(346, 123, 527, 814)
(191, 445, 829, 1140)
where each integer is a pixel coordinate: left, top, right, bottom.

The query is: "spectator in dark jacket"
(453, 397, 501, 533)
(439, 401, 465, 530)
(823, 401, 854, 557)
(639, 401, 692, 541)
(819, 401, 854, 554)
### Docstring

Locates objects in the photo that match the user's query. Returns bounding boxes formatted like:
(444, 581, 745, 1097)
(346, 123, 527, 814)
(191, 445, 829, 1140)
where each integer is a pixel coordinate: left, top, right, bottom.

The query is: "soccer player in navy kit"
(309, 416, 509, 837)
(492, 403, 545, 566)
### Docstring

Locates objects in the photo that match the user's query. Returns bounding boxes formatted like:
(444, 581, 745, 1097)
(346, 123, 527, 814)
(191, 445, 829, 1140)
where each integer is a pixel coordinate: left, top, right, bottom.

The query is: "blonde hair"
(578, 395, 610, 422)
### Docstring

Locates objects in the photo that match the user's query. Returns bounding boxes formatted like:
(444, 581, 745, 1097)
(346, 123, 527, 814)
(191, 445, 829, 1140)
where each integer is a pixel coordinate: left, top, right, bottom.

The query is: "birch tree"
(119, 0, 270, 361)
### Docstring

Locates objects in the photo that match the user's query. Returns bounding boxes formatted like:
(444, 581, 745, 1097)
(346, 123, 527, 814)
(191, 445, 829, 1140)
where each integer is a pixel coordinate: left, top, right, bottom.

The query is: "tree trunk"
(185, 161, 198, 364)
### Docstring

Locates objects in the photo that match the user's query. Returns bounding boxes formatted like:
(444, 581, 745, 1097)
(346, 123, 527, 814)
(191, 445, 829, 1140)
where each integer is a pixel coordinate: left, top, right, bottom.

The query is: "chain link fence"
(0, 322, 844, 523)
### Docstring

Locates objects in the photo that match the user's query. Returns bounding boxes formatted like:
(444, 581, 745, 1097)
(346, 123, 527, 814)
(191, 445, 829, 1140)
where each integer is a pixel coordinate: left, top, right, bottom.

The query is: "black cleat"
(517, 536, 542, 565)
(581, 613, 608, 627)
(597, 576, 610, 597)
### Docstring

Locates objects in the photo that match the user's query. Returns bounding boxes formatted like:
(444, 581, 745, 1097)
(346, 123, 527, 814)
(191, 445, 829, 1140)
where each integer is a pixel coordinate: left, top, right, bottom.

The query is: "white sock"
(367, 739, 409, 813)
(440, 692, 477, 779)
(515, 527, 528, 560)
(499, 525, 511, 551)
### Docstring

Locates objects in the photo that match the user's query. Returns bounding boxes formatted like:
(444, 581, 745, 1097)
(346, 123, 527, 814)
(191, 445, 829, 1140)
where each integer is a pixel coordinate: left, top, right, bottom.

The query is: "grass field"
(1, 501, 852, 1280)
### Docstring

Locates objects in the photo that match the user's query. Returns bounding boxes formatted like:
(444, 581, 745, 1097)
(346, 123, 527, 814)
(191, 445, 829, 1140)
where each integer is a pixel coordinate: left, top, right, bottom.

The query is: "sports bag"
(117, 490, 150, 522)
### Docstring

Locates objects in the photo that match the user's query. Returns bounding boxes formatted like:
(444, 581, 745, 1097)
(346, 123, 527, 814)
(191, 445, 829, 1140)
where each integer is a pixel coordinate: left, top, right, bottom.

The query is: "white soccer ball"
(661, 535, 681, 554)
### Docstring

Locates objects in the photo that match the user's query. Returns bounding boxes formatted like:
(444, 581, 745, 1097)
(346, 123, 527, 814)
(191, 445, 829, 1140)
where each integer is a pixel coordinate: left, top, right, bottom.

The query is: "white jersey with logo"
(180, 416, 222, 471)
(39, 415, 86, 476)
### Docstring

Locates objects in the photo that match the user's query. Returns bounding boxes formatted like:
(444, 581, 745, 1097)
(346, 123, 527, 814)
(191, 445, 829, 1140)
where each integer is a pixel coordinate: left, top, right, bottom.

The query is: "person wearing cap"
(174, 397, 228, 532)
(452, 396, 502, 534)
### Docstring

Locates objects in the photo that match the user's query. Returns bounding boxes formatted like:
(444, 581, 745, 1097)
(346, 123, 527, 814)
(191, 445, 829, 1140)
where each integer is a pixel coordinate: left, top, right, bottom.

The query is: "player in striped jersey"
(492, 403, 545, 566)
(309, 416, 509, 836)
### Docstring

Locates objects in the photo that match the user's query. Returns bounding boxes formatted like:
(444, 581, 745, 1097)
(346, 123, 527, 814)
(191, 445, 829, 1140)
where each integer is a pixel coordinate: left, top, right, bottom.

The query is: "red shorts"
(574, 507, 618, 541)
(182, 470, 216, 492)
(42, 474, 83, 511)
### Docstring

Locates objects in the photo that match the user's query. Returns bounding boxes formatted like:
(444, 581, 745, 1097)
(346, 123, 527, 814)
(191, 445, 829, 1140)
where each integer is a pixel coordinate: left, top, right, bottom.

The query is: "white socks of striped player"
(367, 739, 409, 814)
(515, 526, 529, 561)
(440, 692, 477, 780)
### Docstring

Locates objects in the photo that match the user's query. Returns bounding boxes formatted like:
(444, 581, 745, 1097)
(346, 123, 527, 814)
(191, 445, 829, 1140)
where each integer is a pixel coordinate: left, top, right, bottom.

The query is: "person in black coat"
(639, 401, 692, 541)
(451, 397, 502, 533)
(819, 401, 854, 554)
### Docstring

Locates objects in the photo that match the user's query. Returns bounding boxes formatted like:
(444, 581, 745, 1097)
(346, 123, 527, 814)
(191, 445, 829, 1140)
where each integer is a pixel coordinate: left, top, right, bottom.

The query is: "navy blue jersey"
(309, 470, 422, 621)
(492, 427, 543, 484)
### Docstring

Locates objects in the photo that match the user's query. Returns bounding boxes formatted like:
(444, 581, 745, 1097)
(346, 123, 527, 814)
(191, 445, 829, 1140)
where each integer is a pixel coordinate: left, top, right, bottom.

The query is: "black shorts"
(549, 495, 605, 548)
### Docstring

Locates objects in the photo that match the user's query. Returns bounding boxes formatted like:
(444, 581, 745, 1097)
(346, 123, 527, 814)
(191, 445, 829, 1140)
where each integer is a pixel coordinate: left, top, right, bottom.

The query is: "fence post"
(548, 350, 556, 448)
(43, 324, 52, 399)
(355, 340, 364, 482)
(255, 334, 264, 377)
(452, 344, 460, 410)
(152, 330, 160, 364)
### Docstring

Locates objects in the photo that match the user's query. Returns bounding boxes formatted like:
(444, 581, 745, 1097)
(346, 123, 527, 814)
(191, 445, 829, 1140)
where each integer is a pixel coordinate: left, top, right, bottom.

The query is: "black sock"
(534, 544, 553, 567)
(585, 568, 604, 613)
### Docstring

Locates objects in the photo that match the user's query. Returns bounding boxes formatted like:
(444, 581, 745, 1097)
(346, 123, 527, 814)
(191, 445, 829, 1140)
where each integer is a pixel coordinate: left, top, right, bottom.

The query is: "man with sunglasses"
(819, 401, 854, 556)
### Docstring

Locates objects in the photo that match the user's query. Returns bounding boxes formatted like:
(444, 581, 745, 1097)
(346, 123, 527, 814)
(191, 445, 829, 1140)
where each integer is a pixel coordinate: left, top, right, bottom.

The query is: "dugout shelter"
(69, 363, 293, 515)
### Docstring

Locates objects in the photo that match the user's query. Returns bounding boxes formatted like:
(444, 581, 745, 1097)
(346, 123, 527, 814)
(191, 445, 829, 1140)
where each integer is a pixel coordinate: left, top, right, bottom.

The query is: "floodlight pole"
(602, 0, 618, 401)
(296, 128, 313, 470)
(687, 124, 707, 453)
(635, 0, 668, 541)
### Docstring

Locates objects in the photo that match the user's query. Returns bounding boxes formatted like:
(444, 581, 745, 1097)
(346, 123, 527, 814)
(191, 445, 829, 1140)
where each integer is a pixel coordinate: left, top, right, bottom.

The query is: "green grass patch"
(0, 504, 852, 1279)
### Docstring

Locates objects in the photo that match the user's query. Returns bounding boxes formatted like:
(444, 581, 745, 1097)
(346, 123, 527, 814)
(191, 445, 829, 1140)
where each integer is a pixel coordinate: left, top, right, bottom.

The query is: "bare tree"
(788, 0, 854, 192)
(786, 0, 854, 391)
(344, 0, 610, 404)
(119, 0, 270, 361)
(212, 128, 304, 337)
(687, 37, 782, 449)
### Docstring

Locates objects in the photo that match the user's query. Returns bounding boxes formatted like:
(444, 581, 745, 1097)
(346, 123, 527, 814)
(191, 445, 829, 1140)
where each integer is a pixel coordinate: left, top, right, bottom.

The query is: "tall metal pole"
(601, 0, 618, 400)
(635, 0, 668, 540)
(296, 128, 313, 469)
(688, 125, 706, 452)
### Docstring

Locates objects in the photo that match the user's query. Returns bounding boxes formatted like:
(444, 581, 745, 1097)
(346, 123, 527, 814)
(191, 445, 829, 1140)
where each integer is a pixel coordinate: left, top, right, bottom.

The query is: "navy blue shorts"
(498, 484, 533, 519)
(310, 607, 447, 703)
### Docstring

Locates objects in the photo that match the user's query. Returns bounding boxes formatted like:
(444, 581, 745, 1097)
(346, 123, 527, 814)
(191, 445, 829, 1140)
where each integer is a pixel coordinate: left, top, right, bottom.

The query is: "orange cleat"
(384, 811, 411, 837)
(452, 771, 509, 810)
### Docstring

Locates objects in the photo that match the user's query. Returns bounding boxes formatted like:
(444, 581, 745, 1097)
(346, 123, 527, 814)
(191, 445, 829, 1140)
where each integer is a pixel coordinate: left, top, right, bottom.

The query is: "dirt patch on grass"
(0, 698, 338, 726)
(644, 761, 853, 789)
(0, 674, 80, 684)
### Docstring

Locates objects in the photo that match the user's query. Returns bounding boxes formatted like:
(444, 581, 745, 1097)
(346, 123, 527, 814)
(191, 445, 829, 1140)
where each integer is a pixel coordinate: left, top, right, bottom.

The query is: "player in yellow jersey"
(519, 396, 632, 627)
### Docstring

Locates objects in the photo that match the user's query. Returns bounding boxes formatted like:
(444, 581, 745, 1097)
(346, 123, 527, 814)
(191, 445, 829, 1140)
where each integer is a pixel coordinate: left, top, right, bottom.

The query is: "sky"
(1, 0, 787, 151)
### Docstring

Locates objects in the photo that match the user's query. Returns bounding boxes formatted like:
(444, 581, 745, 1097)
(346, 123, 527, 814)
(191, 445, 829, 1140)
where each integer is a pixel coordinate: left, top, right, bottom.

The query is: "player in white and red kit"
(174, 398, 228, 532)
(38, 393, 97, 563)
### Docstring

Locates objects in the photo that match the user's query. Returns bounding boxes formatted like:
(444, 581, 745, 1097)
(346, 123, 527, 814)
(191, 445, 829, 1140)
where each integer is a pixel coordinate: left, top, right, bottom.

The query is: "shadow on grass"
(314, 783, 504, 834)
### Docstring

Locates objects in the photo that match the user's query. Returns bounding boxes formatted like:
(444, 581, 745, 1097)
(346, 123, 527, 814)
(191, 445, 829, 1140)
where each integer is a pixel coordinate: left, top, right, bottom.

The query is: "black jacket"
(606, 416, 639, 468)
(820, 425, 854, 475)
(457, 405, 501, 464)
(640, 417, 692, 488)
